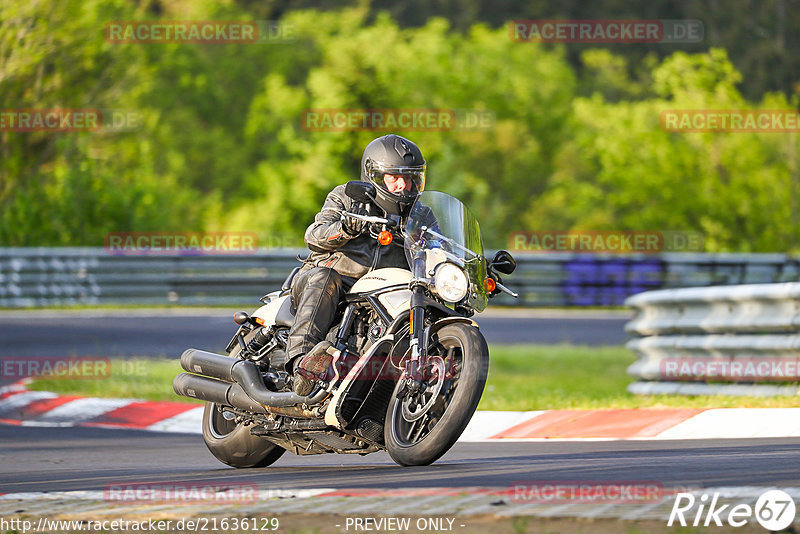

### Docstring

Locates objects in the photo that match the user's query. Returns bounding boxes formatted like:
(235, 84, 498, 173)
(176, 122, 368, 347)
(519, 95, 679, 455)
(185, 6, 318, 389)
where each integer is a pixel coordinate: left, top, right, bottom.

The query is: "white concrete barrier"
(625, 283, 800, 396)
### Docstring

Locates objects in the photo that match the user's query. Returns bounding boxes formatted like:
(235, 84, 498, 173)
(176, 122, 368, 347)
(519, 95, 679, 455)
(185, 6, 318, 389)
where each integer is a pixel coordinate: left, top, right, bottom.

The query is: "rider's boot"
(291, 340, 336, 396)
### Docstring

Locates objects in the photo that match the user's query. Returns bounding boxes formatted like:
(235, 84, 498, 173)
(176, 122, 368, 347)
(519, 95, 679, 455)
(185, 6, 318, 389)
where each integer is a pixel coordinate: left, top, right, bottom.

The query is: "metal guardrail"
(499, 252, 800, 307)
(2, 248, 800, 308)
(0, 248, 302, 307)
(625, 283, 800, 396)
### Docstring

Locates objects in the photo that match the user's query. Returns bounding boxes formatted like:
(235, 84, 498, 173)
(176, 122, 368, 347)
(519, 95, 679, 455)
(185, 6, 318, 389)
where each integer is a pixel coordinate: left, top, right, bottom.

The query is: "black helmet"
(360, 134, 426, 216)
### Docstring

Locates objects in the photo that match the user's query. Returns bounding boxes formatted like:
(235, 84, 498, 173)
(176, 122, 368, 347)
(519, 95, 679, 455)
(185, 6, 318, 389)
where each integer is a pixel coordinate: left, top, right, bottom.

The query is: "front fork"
(404, 253, 429, 395)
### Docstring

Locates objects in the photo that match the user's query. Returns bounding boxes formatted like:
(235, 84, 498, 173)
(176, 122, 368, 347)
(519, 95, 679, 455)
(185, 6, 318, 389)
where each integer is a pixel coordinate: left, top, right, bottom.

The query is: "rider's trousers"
(285, 267, 356, 368)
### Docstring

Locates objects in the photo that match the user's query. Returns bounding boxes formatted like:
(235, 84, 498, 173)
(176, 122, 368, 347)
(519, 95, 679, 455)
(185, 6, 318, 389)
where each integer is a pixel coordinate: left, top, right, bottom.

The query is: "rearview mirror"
(344, 181, 376, 204)
(490, 250, 516, 275)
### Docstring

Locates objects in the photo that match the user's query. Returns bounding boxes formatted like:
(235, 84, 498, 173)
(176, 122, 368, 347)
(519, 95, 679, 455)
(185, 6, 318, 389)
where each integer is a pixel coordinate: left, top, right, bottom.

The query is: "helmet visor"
(366, 161, 426, 197)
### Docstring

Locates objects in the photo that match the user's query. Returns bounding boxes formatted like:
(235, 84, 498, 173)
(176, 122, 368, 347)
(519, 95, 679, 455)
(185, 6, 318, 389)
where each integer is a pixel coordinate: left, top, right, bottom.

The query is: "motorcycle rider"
(287, 134, 426, 395)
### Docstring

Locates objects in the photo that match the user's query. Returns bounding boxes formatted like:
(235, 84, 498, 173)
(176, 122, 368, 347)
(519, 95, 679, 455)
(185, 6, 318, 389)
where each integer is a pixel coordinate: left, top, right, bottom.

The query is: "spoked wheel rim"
(206, 402, 238, 439)
(391, 338, 463, 447)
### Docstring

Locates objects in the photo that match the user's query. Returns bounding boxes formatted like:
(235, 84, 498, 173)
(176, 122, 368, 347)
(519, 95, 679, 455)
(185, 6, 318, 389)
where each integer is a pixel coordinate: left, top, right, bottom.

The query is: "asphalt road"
(0, 310, 630, 358)
(1, 425, 798, 493)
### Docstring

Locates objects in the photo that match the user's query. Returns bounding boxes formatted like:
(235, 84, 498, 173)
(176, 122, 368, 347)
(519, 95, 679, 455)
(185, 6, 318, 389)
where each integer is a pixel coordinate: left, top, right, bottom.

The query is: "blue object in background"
(562, 257, 665, 306)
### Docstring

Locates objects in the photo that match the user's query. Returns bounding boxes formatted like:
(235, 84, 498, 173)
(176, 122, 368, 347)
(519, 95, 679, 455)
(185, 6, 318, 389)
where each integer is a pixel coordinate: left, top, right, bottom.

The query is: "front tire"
(384, 323, 489, 466)
(200, 326, 285, 468)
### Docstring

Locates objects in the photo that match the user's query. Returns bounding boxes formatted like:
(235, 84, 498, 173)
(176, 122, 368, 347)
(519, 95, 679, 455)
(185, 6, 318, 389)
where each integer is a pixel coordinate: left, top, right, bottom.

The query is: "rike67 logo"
(668, 489, 796, 531)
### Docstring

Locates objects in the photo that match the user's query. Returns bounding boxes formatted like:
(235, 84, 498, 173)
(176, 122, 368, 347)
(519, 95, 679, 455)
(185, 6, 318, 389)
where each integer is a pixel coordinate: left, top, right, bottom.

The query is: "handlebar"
(495, 281, 518, 298)
(344, 210, 519, 299)
(341, 211, 398, 227)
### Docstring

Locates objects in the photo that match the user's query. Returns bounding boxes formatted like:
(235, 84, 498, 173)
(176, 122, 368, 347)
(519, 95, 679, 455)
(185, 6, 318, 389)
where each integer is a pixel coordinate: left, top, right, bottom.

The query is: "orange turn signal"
(484, 277, 496, 293)
(378, 230, 393, 246)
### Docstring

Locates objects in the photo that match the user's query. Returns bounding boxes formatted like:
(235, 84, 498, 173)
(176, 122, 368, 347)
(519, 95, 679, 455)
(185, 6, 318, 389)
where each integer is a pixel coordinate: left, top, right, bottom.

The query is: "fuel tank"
(348, 267, 413, 318)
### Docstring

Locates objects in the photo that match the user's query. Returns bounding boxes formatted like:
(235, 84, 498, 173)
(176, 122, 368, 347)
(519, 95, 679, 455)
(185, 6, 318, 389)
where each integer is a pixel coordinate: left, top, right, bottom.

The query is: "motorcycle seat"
(274, 295, 296, 327)
(282, 266, 301, 291)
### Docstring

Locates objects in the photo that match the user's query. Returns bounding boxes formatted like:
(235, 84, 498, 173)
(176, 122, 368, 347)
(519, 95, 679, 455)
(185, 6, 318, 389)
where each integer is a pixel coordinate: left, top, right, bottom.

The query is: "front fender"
(423, 316, 478, 353)
(426, 316, 478, 335)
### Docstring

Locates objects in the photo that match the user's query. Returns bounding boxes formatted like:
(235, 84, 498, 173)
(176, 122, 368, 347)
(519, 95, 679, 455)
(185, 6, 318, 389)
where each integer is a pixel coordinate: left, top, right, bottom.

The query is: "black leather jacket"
(299, 184, 409, 278)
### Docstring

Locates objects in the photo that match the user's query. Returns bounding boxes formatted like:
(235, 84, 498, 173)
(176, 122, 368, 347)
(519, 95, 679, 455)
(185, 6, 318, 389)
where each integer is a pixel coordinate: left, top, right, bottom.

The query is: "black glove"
(342, 203, 368, 237)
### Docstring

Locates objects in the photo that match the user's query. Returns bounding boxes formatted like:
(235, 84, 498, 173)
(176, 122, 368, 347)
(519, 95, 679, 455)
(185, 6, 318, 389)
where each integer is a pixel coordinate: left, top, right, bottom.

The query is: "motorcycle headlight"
(433, 263, 469, 303)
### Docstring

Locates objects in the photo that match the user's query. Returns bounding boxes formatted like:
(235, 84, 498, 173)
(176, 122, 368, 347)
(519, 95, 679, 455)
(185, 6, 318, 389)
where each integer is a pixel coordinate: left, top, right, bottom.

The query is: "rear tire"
(384, 323, 489, 466)
(202, 402, 285, 468)
(200, 326, 285, 468)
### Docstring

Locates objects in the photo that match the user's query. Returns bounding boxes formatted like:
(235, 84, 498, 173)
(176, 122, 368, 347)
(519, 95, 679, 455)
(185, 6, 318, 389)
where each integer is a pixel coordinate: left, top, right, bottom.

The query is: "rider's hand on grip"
(342, 202, 368, 237)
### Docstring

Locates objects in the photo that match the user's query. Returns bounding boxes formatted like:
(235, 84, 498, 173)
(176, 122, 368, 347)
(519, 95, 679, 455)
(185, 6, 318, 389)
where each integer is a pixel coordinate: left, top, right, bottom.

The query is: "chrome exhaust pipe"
(179, 348, 327, 407)
(173, 373, 268, 414)
(180, 348, 238, 382)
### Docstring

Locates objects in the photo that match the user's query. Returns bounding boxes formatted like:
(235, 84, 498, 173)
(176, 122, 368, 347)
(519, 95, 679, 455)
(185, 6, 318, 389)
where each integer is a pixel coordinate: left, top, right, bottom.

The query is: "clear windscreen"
(404, 191, 488, 312)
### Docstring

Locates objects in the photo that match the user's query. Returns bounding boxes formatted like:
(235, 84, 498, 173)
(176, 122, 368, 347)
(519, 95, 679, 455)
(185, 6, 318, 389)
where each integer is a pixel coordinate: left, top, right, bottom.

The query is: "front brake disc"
(401, 356, 445, 422)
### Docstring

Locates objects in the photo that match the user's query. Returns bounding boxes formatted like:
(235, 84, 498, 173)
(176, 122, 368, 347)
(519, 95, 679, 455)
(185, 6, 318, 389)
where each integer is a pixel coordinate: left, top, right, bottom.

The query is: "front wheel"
(384, 323, 489, 466)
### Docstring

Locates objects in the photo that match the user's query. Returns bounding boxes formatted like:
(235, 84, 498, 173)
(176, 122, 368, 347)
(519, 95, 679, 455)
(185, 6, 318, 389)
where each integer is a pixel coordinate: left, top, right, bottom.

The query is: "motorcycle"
(173, 181, 517, 467)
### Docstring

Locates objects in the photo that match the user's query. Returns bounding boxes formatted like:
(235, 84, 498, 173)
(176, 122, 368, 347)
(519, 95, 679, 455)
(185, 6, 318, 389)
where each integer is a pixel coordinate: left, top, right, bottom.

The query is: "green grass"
(479, 344, 800, 410)
(27, 345, 800, 410)
(27, 358, 200, 404)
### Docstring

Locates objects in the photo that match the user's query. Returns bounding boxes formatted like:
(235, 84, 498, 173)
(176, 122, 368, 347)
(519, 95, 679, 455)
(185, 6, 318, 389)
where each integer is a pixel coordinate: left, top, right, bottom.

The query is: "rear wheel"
(384, 323, 489, 466)
(202, 402, 285, 468)
(200, 327, 285, 468)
